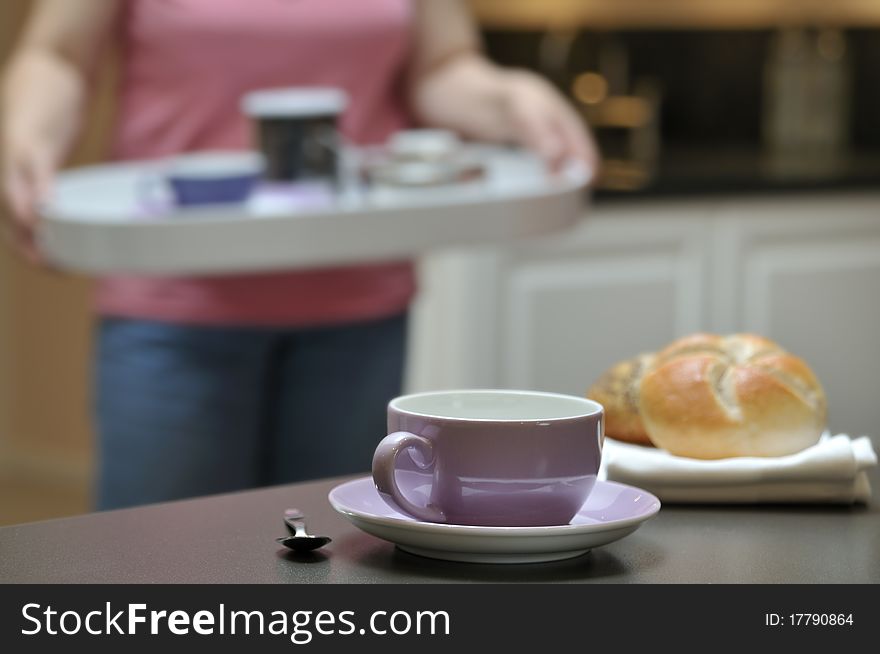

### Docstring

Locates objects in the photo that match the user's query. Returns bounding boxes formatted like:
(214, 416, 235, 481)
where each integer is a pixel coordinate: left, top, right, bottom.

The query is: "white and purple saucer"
(328, 476, 660, 564)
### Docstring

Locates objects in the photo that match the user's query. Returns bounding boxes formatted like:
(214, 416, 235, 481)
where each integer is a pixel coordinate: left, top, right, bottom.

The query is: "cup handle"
(372, 431, 446, 523)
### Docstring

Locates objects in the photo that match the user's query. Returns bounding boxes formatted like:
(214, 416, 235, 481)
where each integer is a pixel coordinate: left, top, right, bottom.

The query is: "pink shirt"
(98, 0, 416, 326)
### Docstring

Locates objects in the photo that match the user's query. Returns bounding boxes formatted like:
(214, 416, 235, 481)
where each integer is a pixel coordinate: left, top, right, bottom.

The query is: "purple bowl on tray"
(138, 151, 264, 211)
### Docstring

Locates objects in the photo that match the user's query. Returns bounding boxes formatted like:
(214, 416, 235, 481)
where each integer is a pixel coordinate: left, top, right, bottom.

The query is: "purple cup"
(372, 390, 604, 527)
(140, 151, 264, 210)
(168, 174, 259, 206)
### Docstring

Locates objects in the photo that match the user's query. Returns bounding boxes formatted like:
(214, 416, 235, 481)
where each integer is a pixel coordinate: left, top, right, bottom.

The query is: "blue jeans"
(95, 313, 407, 510)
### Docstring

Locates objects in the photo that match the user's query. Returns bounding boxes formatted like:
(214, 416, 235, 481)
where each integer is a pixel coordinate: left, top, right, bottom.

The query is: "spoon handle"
(290, 520, 309, 538)
(284, 508, 305, 534)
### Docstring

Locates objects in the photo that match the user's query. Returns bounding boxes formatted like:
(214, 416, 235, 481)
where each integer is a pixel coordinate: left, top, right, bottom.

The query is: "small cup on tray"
(241, 87, 348, 212)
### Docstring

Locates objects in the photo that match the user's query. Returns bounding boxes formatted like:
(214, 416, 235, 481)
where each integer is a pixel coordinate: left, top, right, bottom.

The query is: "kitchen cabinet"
(407, 192, 880, 438)
(713, 194, 880, 438)
(493, 200, 713, 395)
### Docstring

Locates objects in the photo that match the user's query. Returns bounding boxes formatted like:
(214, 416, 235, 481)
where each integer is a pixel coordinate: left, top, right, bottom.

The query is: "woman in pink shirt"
(2, 0, 595, 508)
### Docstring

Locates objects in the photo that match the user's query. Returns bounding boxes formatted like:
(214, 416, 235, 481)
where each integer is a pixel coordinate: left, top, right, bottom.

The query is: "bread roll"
(638, 333, 826, 459)
(587, 354, 655, 446)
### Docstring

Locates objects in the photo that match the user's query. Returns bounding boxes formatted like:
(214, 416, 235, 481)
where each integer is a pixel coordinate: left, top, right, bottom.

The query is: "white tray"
(39, 146, 590, 275)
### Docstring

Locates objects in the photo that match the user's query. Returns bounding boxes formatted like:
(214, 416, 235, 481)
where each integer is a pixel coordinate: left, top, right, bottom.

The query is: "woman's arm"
(407, 0, 597, 172)
(1, 0, 118, 263)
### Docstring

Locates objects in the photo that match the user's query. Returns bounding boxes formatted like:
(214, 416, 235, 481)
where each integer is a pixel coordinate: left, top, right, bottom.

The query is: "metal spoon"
(276, 508, 331, 552)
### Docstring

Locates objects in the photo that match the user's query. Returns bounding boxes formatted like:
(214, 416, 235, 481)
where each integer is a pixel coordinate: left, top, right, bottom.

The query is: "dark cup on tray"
(241, 87, 348, 186)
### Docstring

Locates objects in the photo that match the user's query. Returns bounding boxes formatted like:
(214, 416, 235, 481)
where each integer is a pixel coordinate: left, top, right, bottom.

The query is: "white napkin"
(599, 433, 878, 504)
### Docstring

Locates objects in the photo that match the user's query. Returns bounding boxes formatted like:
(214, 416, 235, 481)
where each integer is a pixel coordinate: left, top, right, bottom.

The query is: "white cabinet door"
(406, 249, 505, 392)
(495, 201, 713, 395)
(715, 193, 880, 437)
(408, 192, 880, 442)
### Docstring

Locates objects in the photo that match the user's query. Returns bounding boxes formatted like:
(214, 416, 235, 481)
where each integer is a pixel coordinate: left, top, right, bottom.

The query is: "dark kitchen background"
(483, 25, 880, 195)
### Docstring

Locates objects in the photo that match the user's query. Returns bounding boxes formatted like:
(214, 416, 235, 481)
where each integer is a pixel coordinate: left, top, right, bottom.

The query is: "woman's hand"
(493, 68, 598, 173)
(411, 56, 599, 175)
(1, 132, 56, 264)
(1, 0, 119, 265)
(408, 0, 597, 175)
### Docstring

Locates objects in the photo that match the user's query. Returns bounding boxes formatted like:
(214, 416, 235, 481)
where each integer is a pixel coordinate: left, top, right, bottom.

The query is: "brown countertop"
(1, 470, 878, 584)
